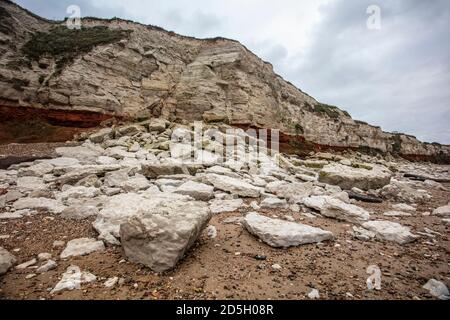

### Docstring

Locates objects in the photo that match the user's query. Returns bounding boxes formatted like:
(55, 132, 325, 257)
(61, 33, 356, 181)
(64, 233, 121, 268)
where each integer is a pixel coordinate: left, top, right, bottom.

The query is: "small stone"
(37, 260, 57, 273)
(271, 264, 282, 271)
(392, 203, 416, 212)
(25, 273, 37, 279)
(37, 253, 52, 261)
(0, 247, 17, 275)
(51, 265, 97, 294)
(16, 258, 37, 270)
(366, 265, 382, 290)
(383, 210, 412, 217)
(423, 279, 449, 300)
(308, 289, 320, 299)
(206, 225, 217, 239)
(254, 255, 267, 261)
(104, 277, 119, 288)
(53, 240, 65, 248)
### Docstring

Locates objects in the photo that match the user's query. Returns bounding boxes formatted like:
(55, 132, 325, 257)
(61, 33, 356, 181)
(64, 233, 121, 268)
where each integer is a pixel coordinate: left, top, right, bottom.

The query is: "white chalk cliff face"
(0, 0, 448, 160)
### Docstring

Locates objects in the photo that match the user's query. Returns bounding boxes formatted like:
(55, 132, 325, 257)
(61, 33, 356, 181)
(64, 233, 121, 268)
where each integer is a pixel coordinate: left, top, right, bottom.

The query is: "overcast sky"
(13, 0, 450, 144)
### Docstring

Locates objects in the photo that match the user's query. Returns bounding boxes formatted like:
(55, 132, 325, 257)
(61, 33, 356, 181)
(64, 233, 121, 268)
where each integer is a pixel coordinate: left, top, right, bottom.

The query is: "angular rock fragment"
(391, 203, 416, 212)
(120, 200, 211, 272)
(60, 238, 105, 259)
(37, 260, 57, 273)
(51, 265, 96, 294)
(0, 247, 17, 275)
(319, 163, 392, 191)
(320, 197, 370, 223)
(432, 205, 450, 217)
(209, 199, 244, 214)
(13, 197, 66, 214)
(260, 197, 288, 209)
(141, 163, 191, 178)
(423, 279, 449, 300)
(379, 180, 431, 203)
(55, 146, 102, 162)
(383, 211, 412, 217)
(242, 212, 333, 248)
(206, 174, 262, 198)
(362, 220, 418, 245)
(60, 206, 99, 220)
(174, 181, 214, 201)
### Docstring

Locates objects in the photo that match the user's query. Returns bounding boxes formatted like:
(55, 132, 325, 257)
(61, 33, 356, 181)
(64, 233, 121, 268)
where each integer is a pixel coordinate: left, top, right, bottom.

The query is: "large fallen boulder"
(206, 174, 262, 198)
(361, 220, 418, 244)
(0, 247, 17, 275)
(319, 163, 392, 191)
(120, 200, 211, 272)
(242, 212, 333, 248)
(93, 192, 192, 244)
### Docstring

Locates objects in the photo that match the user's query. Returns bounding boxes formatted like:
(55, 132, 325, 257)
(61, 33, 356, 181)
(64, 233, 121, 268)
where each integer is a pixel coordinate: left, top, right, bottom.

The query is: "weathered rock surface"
(303, 196, 370, 223)
(319, 164, 392, 191)
(60, 206, 99, 220)
(423, 279, 450, 300)
(37, 260, 57, 273)
(51, 265, 97, 294)
(242, 212, 333, 248)
(260, 197, 288, 209)
(0, 247, 17, 275)
(379, 180, 431, 204)
(174, 181, 214, 201)
(362, 220, 418, 244)
(93, 192, 192, 243)
(209, 199, 244, 214)
(120, 200, 211, 272)
(60, 238, 105, 259)
(13, 197, 66, 214)
(206, 174, 261, 198)
(432, 205, 450, 217)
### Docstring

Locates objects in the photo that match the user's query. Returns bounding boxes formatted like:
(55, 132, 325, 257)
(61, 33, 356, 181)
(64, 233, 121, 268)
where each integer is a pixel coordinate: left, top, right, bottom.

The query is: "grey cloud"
(288, 0, 450, 143)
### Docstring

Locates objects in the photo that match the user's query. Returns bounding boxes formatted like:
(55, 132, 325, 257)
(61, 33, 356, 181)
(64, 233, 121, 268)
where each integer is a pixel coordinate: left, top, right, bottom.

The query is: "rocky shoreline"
(1, 119, 449, 300)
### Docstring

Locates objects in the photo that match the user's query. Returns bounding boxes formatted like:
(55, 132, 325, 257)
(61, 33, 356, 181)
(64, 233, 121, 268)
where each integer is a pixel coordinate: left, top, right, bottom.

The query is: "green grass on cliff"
(314, 103, 350, 119)
(22, 26, 132, 72)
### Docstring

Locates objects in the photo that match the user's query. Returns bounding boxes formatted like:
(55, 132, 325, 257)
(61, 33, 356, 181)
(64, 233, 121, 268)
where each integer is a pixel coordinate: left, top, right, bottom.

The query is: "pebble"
(308, 289, 320, 299)
(104, 277, 119, 288)
(16, 258, 37, 270)
(53, 240, 65, 248)
(37, 253, 52, 261)
(271, 264, 282, 271)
